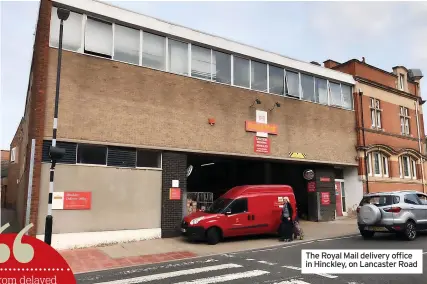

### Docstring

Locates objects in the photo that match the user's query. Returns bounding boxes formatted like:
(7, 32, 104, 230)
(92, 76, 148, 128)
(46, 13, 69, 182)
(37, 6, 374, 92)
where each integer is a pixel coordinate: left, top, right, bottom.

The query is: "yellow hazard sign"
(289, 152, 306, 159)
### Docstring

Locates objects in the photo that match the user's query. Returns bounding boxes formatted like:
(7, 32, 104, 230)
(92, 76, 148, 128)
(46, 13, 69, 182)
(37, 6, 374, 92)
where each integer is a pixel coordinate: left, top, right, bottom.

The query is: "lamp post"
(44, 7, 70, 245)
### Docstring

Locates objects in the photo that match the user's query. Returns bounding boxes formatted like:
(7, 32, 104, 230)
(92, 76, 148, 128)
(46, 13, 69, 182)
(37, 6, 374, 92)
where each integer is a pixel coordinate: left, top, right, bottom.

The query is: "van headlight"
(190, 217, 205, 225)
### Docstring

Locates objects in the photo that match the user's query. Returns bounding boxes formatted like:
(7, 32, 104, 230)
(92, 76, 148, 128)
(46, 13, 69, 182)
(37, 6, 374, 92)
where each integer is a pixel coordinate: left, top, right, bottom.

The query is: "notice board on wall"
(321, 192, 330, 205)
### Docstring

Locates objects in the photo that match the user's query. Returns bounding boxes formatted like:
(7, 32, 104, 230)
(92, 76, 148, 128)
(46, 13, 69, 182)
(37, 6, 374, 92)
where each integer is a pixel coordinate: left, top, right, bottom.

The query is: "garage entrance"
(185, 153, 309, 219)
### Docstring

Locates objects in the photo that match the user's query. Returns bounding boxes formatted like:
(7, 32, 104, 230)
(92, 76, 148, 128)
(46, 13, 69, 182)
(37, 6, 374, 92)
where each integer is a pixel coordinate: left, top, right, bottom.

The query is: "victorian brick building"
(324, 59, 426, 194)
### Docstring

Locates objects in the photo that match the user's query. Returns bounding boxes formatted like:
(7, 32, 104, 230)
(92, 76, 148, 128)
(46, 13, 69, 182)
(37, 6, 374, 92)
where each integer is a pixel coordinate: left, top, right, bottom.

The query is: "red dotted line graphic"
(0, 268, 71, 271)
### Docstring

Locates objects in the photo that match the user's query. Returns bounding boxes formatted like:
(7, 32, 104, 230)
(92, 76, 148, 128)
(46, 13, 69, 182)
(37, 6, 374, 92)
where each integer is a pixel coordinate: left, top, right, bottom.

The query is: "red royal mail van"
(181, 185, 297, 245)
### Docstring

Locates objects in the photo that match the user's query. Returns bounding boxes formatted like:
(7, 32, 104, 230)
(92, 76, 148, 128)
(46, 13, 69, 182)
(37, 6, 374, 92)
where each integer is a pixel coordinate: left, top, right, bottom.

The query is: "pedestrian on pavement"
(279, 197, 294, 242)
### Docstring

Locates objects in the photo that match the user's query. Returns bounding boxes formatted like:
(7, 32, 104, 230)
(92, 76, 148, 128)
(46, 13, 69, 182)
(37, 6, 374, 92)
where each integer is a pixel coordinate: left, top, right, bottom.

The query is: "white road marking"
(94, 263, 242, 284)
(274, 280, 310, 284)
(257, 260, 277, 265)
(173, 270, 270, 284)
(282, 265, 337, 279)
(246, 258, 255, 261)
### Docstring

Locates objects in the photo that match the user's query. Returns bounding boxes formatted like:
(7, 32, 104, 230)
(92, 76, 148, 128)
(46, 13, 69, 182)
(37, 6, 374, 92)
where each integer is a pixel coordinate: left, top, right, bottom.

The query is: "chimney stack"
(362, 57, 366, 63)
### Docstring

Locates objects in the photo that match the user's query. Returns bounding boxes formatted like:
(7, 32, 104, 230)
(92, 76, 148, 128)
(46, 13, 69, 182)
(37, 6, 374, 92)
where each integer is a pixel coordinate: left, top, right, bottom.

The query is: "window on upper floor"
(370, 98, 382, 129)
(136, 149, 162, 168)
(329, 82, 342, 107)
(399, 155, 417, 179)
(268, 65, 284, 96)
(142, 32, 166, 71)
(113, 24, 140, 65)
(77, 144, 107, 165)
(10, 147, 16, 163)
(315, 78, 328, 105)
(192, 45, 211, 80)
(168, 39, 188, 75)
(50, 7, 83, 52)
(251, 60, 267, 92)
(84, 17, 113, 58)
(399, 106, 410, 135)
(212, 50, 231, 85)
(285, 70, 300, 98)
(367, 151, 389, 177)
(301, 73, 315, 102)
(341, 85, 353, 110)
(398, 74, 405, 91)
(233, 56, 250, 88)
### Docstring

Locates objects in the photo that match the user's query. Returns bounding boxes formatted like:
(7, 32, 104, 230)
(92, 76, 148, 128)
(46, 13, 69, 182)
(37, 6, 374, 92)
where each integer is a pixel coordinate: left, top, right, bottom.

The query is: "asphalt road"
(75, 232, 427, 284)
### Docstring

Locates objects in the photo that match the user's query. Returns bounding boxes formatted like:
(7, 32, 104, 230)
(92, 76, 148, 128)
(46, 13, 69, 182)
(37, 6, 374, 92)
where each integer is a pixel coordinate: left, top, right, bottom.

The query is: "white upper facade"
(51, 0, 356, 110)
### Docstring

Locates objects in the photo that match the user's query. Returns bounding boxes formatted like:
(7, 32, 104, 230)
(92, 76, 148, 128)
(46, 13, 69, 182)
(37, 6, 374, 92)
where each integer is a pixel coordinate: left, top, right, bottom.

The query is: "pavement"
(75, 232, 427, 284)
(61, 218, 358, 273)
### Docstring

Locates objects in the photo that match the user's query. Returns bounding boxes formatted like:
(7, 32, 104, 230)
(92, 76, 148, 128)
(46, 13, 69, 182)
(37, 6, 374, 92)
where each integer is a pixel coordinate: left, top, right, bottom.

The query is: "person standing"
(279, 198, 294, 242)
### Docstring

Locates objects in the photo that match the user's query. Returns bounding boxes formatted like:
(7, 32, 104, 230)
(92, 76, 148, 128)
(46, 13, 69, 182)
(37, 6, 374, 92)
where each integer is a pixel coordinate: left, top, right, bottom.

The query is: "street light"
(44, 7, 70, 246)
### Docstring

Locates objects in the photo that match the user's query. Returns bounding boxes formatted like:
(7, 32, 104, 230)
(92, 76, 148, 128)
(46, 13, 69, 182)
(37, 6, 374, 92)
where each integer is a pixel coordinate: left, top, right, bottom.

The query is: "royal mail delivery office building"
(12, 0, 360, 249)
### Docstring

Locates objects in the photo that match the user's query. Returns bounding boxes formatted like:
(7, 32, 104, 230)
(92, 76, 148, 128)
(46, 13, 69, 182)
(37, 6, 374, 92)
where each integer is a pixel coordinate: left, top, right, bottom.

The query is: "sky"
(1, 1, 427, 150)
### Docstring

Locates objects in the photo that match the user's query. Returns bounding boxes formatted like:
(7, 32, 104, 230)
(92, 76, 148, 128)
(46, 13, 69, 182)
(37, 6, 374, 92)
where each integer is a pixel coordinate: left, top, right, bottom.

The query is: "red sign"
(320, 177, 331, 182)
(321, 192, 330, 205)
(63, 192, 91, 210)
(307, 181, 316, 192)
(170, 188, 181, 200)
(245, 121, 278, 135)
(254, 136, 270, 154)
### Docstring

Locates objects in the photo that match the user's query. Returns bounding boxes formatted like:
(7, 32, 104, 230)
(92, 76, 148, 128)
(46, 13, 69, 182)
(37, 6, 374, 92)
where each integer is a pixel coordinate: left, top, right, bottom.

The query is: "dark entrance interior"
(186, 153, 309, 218)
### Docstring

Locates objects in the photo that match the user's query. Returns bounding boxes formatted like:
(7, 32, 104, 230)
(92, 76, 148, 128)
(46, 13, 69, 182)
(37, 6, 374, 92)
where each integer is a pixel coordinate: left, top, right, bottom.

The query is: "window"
(399, 155, 417, 179)
(10, 147, 16, 163)
(192, 45, 211, 80)
(212, 51, 231, 84)
(227, 198, 248, 214)
(233, 57, 250, 88)
(168, 39, 188, 75)
(142, 32, 166, 70)
(359, 195, 399, 206)
(301, 74, 315, 102)
(399, 106, 410, 135)
(268, 65, 284, 95)
(107, 147, 136, 168)
(341, 85, 353, 109)
(113, 24, 140, 65)
(404, 194, 420, 205)
(367, 151, 389, 177)
(84, 18, 113, 58)
(50, 8, 83, 52)
(398, 74, 405, 90)
(136, 149, 161, 168)
(77, 144, 107, 165)
(315, 78, 328, 105)
(251, 61, 267, 92)
(329, 82, 342, 106)
(285, 70, 300, 98)
(370, 98, 382, 129)
(417, 194, 427, 205)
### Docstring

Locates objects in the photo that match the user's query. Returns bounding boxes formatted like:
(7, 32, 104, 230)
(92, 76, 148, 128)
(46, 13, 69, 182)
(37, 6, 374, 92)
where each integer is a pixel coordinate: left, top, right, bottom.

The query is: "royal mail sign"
(245, 121, 278, 135)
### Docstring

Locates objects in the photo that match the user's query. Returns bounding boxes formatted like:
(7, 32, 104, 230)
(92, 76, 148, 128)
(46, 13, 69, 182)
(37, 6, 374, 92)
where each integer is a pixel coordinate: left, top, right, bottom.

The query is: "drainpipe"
(359, 89, 370, 193)
(414, 100, 425, 193)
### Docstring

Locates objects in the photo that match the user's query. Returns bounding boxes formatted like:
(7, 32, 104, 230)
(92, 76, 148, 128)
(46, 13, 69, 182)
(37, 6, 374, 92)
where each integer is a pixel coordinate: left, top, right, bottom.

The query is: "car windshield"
(359, 195, 399, 207)
(205, 198, 232, 214)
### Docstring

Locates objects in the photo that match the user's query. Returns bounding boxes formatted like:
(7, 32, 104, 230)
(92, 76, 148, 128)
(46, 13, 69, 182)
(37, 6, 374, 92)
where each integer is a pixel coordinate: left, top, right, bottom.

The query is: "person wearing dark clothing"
(279, 198, 294, 242)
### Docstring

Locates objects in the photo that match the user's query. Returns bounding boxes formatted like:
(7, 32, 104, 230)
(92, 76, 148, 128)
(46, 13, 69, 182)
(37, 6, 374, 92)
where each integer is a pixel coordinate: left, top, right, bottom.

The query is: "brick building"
(1, 150, 10, 208)
(11, 0, 361, 249)
(324, 59, 426, 194)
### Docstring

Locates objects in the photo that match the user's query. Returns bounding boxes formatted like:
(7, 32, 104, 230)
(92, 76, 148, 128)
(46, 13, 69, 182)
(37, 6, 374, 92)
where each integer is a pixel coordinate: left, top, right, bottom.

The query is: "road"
(75, 233, 427, 284)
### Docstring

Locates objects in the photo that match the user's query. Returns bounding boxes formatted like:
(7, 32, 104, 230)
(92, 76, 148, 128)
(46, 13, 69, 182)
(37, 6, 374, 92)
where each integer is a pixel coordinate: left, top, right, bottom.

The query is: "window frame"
(10, 147, 16, 163)
(135, 149, 162, 169)
(113, 23, 141, 66)
(167, 37, 189, 76)
(370, 98, 382, 129)
(399, 155, 417, 179)
(367, 151, 389, 178)
(398, 74, 405, 90)
(226, 198, 248, 215)
(84, 16, 113, 59)
(399, 106, 410, 135)
(76, 143, 108, 166)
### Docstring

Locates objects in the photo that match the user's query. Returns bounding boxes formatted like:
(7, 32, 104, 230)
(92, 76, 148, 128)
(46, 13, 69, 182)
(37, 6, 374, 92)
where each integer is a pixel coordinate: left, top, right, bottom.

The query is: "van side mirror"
(224, 208, 232, 215)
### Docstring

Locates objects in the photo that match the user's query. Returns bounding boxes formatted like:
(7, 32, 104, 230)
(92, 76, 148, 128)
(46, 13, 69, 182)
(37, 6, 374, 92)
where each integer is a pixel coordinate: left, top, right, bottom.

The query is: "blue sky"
(1, 1, 427, 150)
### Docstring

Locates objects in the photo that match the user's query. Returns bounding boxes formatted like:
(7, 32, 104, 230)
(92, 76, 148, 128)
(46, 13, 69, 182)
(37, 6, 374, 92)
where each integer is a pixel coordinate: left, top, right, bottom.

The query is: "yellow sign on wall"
(289, 152, 306, 159)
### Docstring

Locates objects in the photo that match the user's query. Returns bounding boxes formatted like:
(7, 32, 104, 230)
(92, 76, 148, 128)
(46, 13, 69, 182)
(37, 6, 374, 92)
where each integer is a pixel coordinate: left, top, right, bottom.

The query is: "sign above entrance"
(254, 136, 270, 154)
(245, 121, 278, 135)
(320, 177, 331, 182)
(289, 152, 306, 159)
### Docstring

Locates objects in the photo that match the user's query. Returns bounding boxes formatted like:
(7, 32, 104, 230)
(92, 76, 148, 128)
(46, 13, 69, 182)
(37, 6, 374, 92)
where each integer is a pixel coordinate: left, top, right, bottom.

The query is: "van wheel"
(206, 228, 221, 245)
(404, 221, 417, 241)
(360, 230, 375, 239)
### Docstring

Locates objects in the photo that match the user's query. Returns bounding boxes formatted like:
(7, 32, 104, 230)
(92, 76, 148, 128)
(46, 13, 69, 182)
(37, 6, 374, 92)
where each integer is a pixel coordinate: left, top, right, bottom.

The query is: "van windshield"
(205, 198, 232, 214)
(359, 195, 400, 207)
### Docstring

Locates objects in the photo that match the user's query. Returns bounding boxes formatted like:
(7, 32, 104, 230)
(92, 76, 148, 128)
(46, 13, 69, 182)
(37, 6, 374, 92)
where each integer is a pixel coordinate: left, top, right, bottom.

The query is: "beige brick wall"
(44, 49, 358, 165)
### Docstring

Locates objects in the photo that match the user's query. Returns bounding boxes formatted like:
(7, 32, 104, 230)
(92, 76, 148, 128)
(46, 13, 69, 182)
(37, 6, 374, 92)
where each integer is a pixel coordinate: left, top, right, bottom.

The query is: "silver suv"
(357, 190, 427, 241)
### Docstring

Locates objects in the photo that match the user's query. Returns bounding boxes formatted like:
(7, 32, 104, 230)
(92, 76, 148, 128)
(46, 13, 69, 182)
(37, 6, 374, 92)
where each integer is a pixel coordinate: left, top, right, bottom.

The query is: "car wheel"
(360, 230, 375, 239)
(404, 221, 417, 241)
(206, 228, 221, 245)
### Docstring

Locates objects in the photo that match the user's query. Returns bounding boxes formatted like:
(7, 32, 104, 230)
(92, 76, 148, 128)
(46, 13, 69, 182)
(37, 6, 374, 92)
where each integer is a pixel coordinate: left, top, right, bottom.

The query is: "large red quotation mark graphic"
(0, 223, 34, 264)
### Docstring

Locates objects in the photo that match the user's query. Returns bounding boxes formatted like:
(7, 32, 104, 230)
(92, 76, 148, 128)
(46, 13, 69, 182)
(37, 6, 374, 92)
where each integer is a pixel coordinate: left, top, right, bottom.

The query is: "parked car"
(181, 185, 297, 245)
(357, 190, 427, 241)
